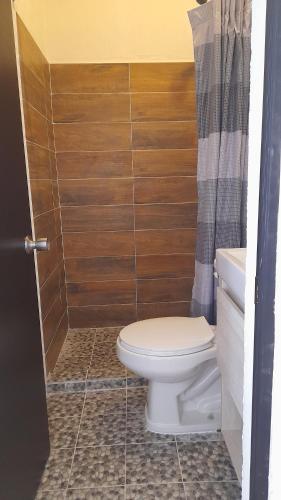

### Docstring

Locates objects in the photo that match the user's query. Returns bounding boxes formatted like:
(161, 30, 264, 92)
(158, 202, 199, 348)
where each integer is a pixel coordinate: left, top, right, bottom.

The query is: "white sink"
(215, 248, 246, 311)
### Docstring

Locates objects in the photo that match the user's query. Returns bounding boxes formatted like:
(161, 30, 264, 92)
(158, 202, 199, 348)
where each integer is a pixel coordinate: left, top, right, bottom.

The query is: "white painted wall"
(14, 0, 197, 63)
(242, 1, 267, 498)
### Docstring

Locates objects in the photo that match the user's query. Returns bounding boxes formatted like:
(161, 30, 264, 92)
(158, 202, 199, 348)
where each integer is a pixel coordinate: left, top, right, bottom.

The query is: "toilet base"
(145, 359, 221, 435)
(145, 404, 221, 435)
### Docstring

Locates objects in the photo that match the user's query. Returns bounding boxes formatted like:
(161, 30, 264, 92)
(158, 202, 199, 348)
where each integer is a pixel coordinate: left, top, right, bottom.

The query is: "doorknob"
(25, 236, 49, 254)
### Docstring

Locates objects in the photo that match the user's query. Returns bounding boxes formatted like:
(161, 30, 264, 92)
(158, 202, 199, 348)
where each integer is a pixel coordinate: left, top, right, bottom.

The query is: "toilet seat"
(119, 316, 214, 357)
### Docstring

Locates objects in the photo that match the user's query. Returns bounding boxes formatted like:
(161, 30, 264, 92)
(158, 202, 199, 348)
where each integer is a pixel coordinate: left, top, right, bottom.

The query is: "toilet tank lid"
(119, 316, 214, 356)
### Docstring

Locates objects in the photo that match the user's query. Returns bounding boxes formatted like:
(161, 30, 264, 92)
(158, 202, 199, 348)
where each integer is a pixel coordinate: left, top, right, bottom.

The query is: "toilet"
(117, 316, 221, 434)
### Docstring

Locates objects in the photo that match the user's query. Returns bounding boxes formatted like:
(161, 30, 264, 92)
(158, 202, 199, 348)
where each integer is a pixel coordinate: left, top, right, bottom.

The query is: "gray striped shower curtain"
(188, 0, 251, 323)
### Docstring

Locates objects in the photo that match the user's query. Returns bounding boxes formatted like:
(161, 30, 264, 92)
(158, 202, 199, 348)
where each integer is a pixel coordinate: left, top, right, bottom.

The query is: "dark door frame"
(250, 0, 281, 498)
(0, 2, 50, 499)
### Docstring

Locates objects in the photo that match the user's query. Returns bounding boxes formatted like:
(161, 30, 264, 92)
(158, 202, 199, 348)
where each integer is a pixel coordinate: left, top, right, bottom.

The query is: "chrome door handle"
(25, 236, 49, 254)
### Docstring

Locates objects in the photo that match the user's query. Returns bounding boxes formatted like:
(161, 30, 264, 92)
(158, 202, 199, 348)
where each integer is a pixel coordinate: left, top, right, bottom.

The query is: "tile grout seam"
(63, 331, 96, 493)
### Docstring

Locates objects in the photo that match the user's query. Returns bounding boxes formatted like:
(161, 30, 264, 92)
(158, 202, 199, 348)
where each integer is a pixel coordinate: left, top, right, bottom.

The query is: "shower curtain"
(188, 0, 251, 324)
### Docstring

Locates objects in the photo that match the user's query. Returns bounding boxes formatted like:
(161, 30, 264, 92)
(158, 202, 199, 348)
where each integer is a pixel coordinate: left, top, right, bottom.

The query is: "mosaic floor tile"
(36, 490, 65, 500)
(125, 442, 181, 485)
(37, 448, 73, 491)
(95, 327, 122, 343)
(66, 486, 125, 499)
(87, 361, 126, 379)
(126, 412, 174, 444)
(49, 357, 90, 382)
(189, 431, 223, 442)
(47, 382, 67, 393)
(65, 382, 86, 393)
(83, 390, 126, 417)
(126, 387, 147, 413)
(67, 329, 96, 339)
(126, 482, 186, 499)
(77, 413, 126, 447)
(86, 378, 126, 391)
(176, 431, 223, 444)
(184, 480, 241, 500)
(92, 342, 118, 357)
(178, 441, 237, 482)
(49, 417, 80, 449)
(126, 376, 148, 388)
(68, 446, 125, 489)
(47, 393, 85, 420)
(62, 341, 94, 358)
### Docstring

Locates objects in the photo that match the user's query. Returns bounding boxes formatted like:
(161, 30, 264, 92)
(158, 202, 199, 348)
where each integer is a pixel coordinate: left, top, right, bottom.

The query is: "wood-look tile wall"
(17, 17, 67, 370)
(50, 62, 197, 328)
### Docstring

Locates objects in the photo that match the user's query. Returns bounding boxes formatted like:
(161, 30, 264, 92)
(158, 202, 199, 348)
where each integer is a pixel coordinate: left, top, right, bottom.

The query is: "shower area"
(16, 16, 198, 390)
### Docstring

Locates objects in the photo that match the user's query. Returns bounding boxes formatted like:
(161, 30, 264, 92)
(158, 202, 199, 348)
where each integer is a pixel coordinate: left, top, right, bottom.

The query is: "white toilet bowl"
(116, 316, 221, 434)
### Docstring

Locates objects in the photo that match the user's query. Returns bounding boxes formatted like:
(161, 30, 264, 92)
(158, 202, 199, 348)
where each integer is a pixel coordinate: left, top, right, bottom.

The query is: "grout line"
(64, 331, 96, 494)
(51, 91, 195, 96)
(54, 147, 196, 154)
(62, 228, 196, 234)
(53, 119, 197, 125)
(48, 63, 70, 332)
(57, 175, 196, 181)
(67, 300, 191, 309)
(60, 202, 197, 207)
(175, 437, 186, 498)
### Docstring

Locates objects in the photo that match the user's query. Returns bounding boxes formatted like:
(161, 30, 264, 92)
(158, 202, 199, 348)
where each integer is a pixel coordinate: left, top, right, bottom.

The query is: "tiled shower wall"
(17, 17, 68, 371)
(50, 63, 198, 328)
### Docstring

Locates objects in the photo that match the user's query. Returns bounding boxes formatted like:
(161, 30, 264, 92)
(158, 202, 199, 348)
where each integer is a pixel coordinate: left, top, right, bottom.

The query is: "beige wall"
(14, 0, 48, 57)
(14, 0, 197, 63)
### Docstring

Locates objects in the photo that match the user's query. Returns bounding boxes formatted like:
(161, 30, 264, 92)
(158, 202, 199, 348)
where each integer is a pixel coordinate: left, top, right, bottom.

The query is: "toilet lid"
(119, 317, 214, 356)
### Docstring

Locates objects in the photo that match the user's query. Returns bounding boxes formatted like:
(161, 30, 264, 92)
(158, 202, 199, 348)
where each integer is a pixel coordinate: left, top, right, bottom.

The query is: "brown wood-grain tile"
(135, 203, 197, 229)
(52, 180, 60, 208)
(56, 151, 132, 179)
(45, 311, 68, 374)
(130, 63, 195, 92)
(54, 122, 131, 151)
(30, 179, 54, 216)
(20, 62, 47, 117)
(40, 265, 61, 320)
(137, 277, 193, 303)
(67, 280, 136, 306)
(134, 177, 197, 204)
(52, 93, 130, 123)
(133, 149, 197, 177)
(131, 92, 196, 122)
(137, 301, 190, 320)
(65, 256, 135, 282)
(68, 304, 136, 329)
(135, 229, 196, 255)
(48, 121, 55, 151)
(61, 205, 134, 232)
(136, 254, 195, 279)
(23, 101, 49, 148)
(132, 122, 197, 150)
(50, 63, 129, 93)
(59, 178, 133, 206)
(27, 142, 52, 179)
(43, 294, 66, 350)
(63, 231, 135, 258)
(34, 209, 61, 244)
(37, 237, 61, 287)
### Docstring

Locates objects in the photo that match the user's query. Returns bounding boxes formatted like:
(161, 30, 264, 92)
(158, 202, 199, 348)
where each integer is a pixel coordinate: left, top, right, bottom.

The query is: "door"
(0, 1, 50, 499)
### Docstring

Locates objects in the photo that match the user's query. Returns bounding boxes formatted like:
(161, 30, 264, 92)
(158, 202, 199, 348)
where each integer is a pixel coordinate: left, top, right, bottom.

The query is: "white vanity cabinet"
(215, 248, 246, 484)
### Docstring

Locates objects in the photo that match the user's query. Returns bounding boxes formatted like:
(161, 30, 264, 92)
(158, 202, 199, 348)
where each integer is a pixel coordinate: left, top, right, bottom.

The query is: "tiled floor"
(41, 329, 241, 499)
(48, 328, 145, 393)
